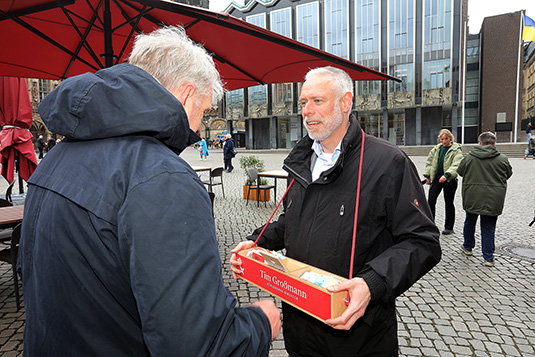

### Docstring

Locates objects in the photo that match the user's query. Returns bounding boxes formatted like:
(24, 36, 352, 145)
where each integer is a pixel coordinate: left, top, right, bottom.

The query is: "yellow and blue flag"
(524, 14, 535, 42)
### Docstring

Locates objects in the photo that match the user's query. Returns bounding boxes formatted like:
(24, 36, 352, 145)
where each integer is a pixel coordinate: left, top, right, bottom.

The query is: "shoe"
(441, 229, 454, 235)
(460, 245, 473, 256)
(524, 156, 527, 159)
(483, 259, 494, 267)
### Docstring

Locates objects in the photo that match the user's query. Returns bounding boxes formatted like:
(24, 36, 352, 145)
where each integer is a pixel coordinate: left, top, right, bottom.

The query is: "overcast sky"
(208, 0, 535, 34)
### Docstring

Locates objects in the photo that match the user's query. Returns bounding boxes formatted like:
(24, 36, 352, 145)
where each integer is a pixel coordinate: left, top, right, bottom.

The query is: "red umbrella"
(0, 0, 399, 88)
(0, 76, 38, 185)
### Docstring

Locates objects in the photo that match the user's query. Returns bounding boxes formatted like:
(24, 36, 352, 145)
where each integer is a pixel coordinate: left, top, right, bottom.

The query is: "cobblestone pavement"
(1, 147, 535, 356)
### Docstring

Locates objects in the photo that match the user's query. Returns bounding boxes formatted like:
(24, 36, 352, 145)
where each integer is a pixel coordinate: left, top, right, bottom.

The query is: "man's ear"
(174, 83, 196, 106)
(340, 92, 353, 114)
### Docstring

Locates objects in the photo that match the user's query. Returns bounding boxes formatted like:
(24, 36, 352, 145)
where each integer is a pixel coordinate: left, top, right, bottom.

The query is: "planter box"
(237, 247, 348, 322)
(243, 185, 270, 202)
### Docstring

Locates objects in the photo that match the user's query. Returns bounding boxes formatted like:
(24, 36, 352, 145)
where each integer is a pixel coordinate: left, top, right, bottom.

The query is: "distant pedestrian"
(36, 135, 45, 159)
(422, 129, 464, 235)
(525, 136, 535, 159)
(199, 138, 209, 161)
(458, 132, 512, 267)
(525, 122, 532, 157)
(223, 133, 235, 172)
(47, 136, 56, 152)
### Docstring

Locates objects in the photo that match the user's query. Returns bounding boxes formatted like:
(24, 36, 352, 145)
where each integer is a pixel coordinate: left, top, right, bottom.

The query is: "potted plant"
(239, 155, 270, 201)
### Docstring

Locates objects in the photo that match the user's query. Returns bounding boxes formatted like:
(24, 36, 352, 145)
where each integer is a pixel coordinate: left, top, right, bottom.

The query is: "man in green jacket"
(458, 132, 513, 267)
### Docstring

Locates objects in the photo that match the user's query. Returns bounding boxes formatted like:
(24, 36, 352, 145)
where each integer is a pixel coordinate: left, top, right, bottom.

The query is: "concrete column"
(416, 107, 422, 145)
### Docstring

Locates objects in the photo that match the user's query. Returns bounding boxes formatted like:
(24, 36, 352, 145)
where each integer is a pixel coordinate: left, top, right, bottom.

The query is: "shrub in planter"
(239, 155, 269, 201)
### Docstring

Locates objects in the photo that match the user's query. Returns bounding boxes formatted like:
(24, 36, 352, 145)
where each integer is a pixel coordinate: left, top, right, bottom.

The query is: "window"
(423, 59, 451, 89)
(271, 8, 291, 38)
(389, 63, 414, 92)
(325, 0, 349, 59)
(246, 14, 267, 105)
(271, 8, 293, 104)
(39, 79, 52, 102)
(227, 89, 244, 107)
(423, 0, 451, 57)
(296, 2, 320, 48)
(356, 0, 380, 65)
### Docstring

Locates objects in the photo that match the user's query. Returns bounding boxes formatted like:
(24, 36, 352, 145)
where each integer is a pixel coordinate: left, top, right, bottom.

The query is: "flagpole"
(514, 13, 523, 143)
(461, 19, 467, 145)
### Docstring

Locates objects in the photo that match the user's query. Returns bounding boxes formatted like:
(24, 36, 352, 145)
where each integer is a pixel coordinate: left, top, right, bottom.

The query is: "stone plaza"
(1, 146, 534, 356)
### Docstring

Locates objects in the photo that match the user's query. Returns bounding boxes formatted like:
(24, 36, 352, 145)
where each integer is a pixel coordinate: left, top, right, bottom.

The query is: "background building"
(224, 0, 467, 148)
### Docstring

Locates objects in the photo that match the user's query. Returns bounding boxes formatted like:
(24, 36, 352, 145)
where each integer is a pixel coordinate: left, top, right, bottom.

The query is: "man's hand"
(251, 300, 281, 340)
(229, 240, 256, 279)
(324, 277, 371, 330)
(438, 175, 447, 183)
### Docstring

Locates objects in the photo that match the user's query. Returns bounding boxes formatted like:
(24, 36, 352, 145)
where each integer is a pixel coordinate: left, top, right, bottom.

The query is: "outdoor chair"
(5, 180, 15, 204)
(208, 191, 215, 217)
(246, 169, 275, 207)
(0, 223, 22, 310)
(0, 198, 14, 241)
(202, 167, 225, 198)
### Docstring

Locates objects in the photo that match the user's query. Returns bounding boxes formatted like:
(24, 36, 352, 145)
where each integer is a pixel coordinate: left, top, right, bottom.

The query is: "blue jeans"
(463, 212, 498, 262)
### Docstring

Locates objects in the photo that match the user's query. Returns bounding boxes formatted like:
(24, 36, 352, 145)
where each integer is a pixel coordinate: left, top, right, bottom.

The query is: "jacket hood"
(38, 63, 200, 153)
(469, 145, 500, 159)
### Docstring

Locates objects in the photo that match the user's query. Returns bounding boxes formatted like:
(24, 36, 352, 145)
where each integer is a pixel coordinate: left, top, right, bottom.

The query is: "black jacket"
(19, 63, 271, 356)
(250, 117, 441, 356)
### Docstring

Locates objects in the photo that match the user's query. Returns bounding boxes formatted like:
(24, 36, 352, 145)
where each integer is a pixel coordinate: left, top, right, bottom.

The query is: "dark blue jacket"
(18, 63, 271, 356)
(223, 137, 235, 160)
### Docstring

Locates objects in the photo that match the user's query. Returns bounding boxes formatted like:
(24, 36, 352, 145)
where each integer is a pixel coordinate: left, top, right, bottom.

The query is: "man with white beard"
(230, 66, 441, 356)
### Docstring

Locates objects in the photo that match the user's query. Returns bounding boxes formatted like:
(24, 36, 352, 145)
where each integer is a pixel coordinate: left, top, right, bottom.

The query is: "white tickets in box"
(236, 247, 348, 321)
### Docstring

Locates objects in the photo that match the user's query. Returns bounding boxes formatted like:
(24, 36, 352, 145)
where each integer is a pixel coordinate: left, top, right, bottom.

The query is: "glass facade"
(225, 0, 463, 148)
(423, 0, 452, 89)
(271, 8, 293, 106)
(296, 2, 320, 48)
(246, 13, 267, 105)
(388, 0, 414, 92)
(355, 0, 381, 95)
(325, 0, 349, 59)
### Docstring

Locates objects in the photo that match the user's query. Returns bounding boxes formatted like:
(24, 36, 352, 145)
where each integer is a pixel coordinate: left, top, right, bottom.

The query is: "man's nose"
(301, 102, 313, 117)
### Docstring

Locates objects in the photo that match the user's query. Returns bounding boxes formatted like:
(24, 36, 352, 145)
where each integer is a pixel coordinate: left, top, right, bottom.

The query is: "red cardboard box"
(237, 248, 348, 321)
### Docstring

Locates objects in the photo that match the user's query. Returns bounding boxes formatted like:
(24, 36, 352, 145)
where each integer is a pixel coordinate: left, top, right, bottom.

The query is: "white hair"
(305, 66, 353, 99)
(129, 26, 224, 105)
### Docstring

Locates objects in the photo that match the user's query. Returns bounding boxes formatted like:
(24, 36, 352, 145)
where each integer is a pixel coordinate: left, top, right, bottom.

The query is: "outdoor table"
(257, 170, 289, 206)
(191, 166, 212, 174)
(0, 205, 24, 229)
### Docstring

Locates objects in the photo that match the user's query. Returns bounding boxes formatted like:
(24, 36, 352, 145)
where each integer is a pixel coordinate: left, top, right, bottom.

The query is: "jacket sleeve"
(361, 154, 441, 302)
(118, 170, 272, 356)
(444, 146, 464, 180)
(457, 154, 468, 177)
(422, 146, 437, 177)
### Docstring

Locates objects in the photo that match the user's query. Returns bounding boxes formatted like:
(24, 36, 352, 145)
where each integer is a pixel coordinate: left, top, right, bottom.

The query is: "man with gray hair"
(19, 26, 279, 356)
(231, 66, 440, 355)
(458, 131, 513, 267)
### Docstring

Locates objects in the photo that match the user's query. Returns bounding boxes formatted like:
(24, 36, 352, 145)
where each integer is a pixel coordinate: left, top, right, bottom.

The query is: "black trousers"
(428, 178, 457, 230)
(224, 158, 233, 171)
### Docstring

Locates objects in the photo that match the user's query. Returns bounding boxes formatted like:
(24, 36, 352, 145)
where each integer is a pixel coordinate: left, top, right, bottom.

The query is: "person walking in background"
(199, 137, 209, 161)
(527, 122, 532, 141)
(230, 66, 440, 356)
(36, 134, 45, 159)
(525, 135, 535, 159)
(46, 135, 56, 152)
(223, 133, 235, 172)
(423, 129, 463, 235)
(458, 132, 512, 267)
(18, 26, 279, 356)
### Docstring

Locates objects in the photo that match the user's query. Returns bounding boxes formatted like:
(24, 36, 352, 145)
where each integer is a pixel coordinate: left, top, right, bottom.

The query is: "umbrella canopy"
(0, 76, 38, 184)
(0, 0, 399, 90)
